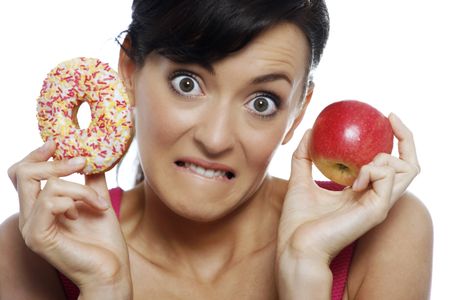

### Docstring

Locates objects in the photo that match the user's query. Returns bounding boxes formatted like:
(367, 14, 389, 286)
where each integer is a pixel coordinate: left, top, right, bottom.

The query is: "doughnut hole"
(73, 101, 92, 130)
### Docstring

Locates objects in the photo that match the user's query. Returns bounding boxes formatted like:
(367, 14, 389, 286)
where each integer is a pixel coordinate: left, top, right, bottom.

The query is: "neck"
(123, 176, 282, 281)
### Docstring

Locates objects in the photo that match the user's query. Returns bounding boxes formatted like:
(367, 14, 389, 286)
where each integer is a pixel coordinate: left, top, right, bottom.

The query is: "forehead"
(216, 22, 311, 82)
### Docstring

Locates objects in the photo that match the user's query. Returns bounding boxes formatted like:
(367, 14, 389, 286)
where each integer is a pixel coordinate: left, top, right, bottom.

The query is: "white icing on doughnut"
(37, 57, 133, 174)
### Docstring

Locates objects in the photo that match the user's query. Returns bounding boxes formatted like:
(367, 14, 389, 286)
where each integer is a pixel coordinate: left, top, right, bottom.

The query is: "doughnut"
(37, 57, 133, 174)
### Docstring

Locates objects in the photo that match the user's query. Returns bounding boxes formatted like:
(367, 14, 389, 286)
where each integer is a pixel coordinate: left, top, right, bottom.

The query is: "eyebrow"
(251, 73, 292, 86)
(199, 63, 292, 86)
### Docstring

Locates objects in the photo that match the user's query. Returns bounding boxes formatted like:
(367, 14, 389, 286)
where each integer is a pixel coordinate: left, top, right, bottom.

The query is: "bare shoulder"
(347, 192, 433, 299)
(0, 213, 66, 300)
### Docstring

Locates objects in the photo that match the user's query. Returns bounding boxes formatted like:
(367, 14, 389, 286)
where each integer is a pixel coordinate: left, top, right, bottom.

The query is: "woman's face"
(121, 23, 312, 222)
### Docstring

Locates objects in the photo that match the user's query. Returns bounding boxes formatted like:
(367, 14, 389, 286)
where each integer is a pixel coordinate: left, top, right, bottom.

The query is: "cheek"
(240, 121, 288, 173)
(134, 83, 193, 149)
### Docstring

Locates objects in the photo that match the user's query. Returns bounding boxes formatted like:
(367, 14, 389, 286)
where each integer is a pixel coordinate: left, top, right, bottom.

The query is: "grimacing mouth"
(175, 160, 236, 180)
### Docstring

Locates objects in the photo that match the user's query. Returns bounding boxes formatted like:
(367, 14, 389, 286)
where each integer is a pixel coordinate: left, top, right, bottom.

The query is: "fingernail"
(68, 157, 86, 166)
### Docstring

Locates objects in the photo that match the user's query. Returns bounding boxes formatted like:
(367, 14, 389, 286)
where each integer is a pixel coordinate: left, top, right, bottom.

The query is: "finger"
(22, 195, 77, 253)
(8, 140, 56, 189)
(290, 129, 314, 184)
(16, 157, 87, 219)
(41, 178, 109, 211)
(371, 152, 418, 201)
(65, 202, 80, 220)
(389, 113, 420, 172)
(17, 157, 87, 182)
(352, 164, 395, 203)
(85, 173, 110, 209)
(372, 152, 418, 175)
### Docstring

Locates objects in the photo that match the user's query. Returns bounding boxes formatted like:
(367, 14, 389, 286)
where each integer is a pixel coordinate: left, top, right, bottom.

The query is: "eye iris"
(254, 98, 268, 112)
(179, 77, 194, 92)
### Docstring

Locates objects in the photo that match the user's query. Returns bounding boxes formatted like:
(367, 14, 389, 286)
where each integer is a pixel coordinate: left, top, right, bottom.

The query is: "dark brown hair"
(122, 0, 329, 69)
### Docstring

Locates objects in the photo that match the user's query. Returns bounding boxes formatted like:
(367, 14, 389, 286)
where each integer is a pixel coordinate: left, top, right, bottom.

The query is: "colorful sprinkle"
(37, 57, 133, 174)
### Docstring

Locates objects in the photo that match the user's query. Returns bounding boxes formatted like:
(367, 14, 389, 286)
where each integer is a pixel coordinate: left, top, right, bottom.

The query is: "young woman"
(0, 1, 432, 299)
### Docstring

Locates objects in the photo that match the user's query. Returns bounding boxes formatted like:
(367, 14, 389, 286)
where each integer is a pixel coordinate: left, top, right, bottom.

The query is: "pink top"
(58, 182, 355, 300)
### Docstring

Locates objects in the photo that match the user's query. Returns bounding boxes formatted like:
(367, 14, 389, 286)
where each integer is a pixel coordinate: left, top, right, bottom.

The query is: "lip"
(175, 157, 236, 177)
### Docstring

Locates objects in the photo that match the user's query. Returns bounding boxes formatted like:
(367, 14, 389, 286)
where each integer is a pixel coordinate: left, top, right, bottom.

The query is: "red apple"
(309, 100, 394, 186)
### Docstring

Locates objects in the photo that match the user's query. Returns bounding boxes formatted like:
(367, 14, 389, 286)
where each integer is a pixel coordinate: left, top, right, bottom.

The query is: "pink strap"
(109, 187, 122, 218)
(57, 187, 122, 300)
(331, 243, 355, 299)
(315, 180, 346, 191)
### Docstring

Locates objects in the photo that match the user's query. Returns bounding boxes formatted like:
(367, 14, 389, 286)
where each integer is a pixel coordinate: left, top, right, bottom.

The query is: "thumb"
(290, 129, 314, 184)
(85, 173, 110, 202)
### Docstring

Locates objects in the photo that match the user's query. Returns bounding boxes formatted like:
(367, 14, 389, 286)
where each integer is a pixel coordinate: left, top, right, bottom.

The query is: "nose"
(193, 103, 236, 156)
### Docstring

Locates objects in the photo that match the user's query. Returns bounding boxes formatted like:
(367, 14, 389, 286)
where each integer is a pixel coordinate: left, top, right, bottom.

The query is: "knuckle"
(44, 177, 60, 190)
(45, 161, 64, 177)
(372, 153, 392, 167)
(41, 198, 55, 212)
(384, 167, 396, 181)
(360, 164, 370, 173)
(416, 164, 422, 175)
(7, 166, 19, 189)
(360, 163, 373, 175)
(387, 165, 396, 176)
(53, 159, 70, 173)
(7, 164, 17, 181)
(409, 163, 421, 176)
(36, 191, 56, 212)
(14, 162, 30, 181)
(374, 152, 389, 162)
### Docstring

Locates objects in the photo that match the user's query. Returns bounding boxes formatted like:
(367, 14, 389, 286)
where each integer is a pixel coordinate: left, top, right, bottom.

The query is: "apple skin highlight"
(309, 100, 394, 186)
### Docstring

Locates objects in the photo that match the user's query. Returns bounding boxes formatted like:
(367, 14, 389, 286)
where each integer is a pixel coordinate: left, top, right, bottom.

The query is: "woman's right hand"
(8, 140, 132, 297)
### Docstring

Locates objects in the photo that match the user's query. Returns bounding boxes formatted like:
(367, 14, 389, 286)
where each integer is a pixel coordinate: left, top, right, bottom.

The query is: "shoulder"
(347, 192, 433, 299)
(0, 214, 66, 300)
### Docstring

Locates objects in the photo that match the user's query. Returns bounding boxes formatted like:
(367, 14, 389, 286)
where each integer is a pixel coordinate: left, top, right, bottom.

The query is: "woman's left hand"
(276, 114, 420, 298)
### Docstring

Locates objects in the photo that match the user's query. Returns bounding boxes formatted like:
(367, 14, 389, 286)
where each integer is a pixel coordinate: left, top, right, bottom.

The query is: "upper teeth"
(185, 162, 228, 179)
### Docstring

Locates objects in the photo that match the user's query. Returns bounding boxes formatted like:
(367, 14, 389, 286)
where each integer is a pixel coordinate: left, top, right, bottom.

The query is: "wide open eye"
(170, 72, 203, 97)
(245, 93, 280, 118)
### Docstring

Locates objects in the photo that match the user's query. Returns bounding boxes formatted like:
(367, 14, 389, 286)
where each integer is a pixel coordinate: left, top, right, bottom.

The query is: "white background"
(0, 1, 448, 298)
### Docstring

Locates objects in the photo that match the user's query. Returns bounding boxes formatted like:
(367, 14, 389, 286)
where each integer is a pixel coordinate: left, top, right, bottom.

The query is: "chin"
(165, 193, 244, 223)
